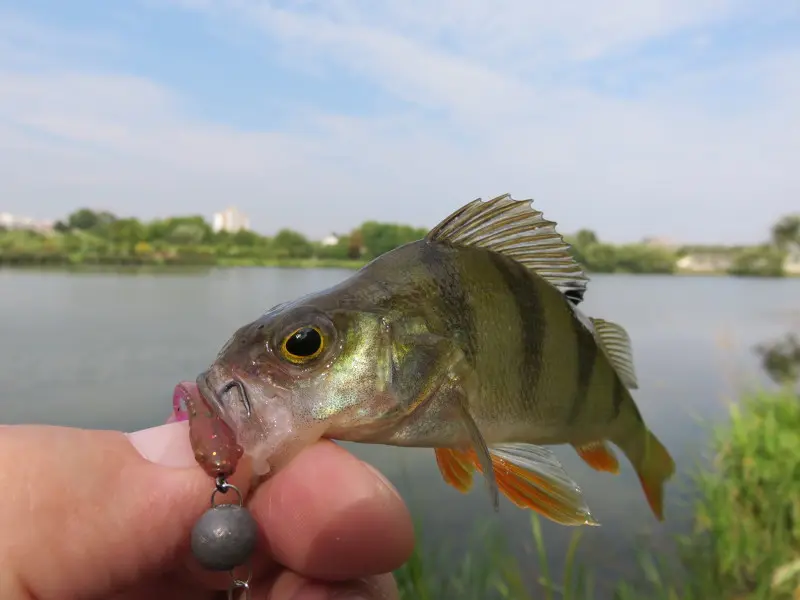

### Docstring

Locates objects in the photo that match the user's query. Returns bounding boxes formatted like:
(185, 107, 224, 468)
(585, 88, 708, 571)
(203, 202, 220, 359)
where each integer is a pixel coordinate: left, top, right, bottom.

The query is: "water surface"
(1, 268, 797, 594)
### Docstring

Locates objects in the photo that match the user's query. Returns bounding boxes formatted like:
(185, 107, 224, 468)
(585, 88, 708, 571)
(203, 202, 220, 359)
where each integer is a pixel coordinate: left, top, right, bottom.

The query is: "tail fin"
(615, 428, 676, 521)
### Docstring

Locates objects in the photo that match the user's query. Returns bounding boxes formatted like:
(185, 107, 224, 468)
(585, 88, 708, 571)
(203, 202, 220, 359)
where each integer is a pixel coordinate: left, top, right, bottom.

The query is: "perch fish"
(179, 194, 676, 526)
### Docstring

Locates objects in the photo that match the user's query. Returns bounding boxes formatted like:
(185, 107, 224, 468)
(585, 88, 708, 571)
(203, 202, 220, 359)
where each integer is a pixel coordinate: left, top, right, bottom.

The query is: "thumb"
(0, 421, 252, 599)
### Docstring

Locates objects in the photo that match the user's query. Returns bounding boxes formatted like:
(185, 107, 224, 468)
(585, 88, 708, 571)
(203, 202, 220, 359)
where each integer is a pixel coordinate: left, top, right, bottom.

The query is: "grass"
(393, 387, 800, 599)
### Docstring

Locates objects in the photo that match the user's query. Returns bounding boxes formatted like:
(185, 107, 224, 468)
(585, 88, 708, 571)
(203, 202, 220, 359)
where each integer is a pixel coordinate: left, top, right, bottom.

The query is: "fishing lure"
(173, 382, 256, 599)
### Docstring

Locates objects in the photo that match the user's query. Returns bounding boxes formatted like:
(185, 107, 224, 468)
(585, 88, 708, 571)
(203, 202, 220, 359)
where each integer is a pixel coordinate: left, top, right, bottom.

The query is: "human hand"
(0, 420, 414, 599)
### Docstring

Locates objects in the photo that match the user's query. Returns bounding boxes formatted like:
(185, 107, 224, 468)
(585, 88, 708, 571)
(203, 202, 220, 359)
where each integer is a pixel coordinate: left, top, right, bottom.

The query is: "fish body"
(191, 195, 675, 526)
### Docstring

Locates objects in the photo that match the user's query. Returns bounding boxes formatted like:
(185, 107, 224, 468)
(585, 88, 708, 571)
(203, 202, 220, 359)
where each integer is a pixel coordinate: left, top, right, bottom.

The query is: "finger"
(254, 569, 399, 600)
(247, 440, 415, 581)
(0, 421, 256, 599)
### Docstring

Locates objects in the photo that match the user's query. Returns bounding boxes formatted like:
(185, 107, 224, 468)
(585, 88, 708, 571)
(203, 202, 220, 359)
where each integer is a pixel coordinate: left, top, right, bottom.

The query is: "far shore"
(1, 258, 798, 278)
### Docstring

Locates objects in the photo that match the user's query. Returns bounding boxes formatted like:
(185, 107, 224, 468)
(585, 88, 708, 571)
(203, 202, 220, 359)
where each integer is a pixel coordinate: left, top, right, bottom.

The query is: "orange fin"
(573, 441, 620, 474)
(634, 430, 676, 521)
(435, 448, 476, 493)
(488, 445, 599, 526)
(445, 443, 599, 526)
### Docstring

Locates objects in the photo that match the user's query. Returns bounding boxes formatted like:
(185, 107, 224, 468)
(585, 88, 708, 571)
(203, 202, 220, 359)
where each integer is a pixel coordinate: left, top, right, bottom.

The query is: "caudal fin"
(617, 429, 675, 521)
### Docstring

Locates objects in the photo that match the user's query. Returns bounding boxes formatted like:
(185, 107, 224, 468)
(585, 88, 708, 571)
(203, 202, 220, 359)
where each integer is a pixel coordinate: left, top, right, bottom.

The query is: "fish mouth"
(195, 370, 253, 425)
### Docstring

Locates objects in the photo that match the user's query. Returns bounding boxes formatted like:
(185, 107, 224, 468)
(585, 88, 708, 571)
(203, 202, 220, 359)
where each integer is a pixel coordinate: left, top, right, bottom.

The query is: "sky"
(1, 1, 798, 243)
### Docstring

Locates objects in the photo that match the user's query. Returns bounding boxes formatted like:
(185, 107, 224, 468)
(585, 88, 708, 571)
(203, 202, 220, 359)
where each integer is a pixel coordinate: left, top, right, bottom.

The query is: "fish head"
(196, 297, 398, 476)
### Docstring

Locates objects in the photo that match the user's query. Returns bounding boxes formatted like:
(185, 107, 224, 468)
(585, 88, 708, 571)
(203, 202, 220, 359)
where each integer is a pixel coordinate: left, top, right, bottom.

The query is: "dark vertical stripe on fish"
(419, 241, 478, 362)
(611, 370, 626, 420)
(567, 319, 597, 424)
(485, 252, 544, 409)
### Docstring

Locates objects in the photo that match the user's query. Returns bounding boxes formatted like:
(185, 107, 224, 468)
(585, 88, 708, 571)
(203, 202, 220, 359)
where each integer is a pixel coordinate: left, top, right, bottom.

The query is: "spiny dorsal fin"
(590, 317, 638, 389)
(426, 194, 589, 304)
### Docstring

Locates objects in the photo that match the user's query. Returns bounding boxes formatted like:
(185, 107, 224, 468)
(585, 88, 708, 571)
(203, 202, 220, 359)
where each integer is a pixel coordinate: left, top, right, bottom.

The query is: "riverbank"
(0, 257, 367, 272)
(392, 387, 800, 599)
(3, 208, 798, 276)
(2, 258, 798, 278)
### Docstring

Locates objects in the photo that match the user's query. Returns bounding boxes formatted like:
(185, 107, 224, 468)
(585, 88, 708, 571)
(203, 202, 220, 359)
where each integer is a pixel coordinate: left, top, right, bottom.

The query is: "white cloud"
(1, 3, 798, 242)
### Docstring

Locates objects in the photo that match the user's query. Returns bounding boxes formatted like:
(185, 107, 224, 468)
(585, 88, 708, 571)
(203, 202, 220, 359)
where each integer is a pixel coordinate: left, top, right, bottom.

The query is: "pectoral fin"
(454, 394, 500, 510)
(435, 448, 476, 492)
(431, 392, 500, 510)
(389, 331, 499, 510)
(573, 440, 620, 474)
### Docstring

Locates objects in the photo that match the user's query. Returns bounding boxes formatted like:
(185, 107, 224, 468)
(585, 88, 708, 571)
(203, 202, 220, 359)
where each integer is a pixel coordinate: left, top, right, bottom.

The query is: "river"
(1, 267, 798, 595)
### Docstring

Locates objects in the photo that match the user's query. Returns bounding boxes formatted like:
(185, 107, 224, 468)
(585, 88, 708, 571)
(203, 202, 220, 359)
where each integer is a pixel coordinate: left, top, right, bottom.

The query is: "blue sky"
(1, 1, 798, 243)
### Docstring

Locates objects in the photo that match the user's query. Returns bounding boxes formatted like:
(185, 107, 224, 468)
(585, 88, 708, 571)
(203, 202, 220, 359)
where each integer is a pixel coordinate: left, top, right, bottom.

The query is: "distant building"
(320, 234, 339, 246)
(676, 252, 734, 273)
(0, 212, 54, 233)
(784, 247, 800, 275)
(212, 207, 250, 233)
(641, 236, 678, 249)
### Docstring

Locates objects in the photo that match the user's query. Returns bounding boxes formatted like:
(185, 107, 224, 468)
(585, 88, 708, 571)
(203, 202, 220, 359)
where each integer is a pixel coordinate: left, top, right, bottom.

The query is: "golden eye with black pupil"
(281, 326, 324, 363)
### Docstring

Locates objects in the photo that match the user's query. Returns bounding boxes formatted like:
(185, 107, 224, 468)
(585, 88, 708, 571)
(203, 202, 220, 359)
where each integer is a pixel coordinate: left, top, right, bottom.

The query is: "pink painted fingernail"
(172, 382, 192, 423)
(126, 421, 197, 468)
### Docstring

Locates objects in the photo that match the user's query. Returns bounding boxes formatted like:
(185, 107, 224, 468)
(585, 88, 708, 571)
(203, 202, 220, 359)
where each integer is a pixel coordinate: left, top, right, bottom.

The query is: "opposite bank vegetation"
(394, 335, 800, 599)
(2, 208, 799, 277)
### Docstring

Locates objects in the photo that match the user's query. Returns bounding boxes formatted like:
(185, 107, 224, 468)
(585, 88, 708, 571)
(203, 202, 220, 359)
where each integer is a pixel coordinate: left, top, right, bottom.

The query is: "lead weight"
(191, 504, 259, 571)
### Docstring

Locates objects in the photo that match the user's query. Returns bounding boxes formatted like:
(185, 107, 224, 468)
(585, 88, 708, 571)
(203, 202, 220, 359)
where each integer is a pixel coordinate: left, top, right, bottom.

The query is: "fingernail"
(172, 382, 192, 423)
(126, 420, 197, 468)
(360, 461, 402, 501)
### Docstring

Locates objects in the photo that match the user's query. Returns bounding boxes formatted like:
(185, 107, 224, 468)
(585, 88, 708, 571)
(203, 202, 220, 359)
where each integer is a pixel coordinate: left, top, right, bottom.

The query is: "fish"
(182, 194, 676, 527)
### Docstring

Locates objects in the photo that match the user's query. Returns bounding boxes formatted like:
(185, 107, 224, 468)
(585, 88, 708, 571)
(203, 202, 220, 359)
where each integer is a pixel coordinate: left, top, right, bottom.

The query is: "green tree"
(66, 209, 117, 231)
(729, 245, 785, 277)
(359, 222, 426, 259)
(581, 243, 618, 272)
(565, 229, 600, 269)
(273, 229, 313, 259)
(347, 230, 364, 259)
(167, 223, 208, 245)
(106, 218, 146, 247)
(232, 229, 264, 247)
(771, 214, 800, 250)
(574, 228, 598, 248)
(146, 216, 213, 244)
(316, 235, 352, 260)
(614, 244, 676, 274)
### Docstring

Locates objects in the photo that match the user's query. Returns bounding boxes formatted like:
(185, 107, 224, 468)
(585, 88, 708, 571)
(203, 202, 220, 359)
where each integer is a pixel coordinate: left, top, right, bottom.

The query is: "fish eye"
(280, 326, 324, 363)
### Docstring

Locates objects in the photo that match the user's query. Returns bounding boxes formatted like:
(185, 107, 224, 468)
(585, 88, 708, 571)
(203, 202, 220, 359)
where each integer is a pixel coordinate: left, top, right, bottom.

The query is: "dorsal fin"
(589, 317, 638, 389)
(426, 194, 589, 304)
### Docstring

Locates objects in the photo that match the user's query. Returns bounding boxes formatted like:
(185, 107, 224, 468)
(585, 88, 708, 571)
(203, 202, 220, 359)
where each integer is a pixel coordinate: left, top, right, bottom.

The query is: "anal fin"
(489, 444, 599, 526)
(435, 442, 599, 526)
(573, 440, 620, 474)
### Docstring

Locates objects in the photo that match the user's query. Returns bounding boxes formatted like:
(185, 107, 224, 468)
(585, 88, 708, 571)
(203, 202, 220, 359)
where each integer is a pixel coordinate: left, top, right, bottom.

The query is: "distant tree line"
(0, 208, 428, 267)
(566, 213, 800, 278)
(1, 208, 798, 277)
(565, 228, 678, 274)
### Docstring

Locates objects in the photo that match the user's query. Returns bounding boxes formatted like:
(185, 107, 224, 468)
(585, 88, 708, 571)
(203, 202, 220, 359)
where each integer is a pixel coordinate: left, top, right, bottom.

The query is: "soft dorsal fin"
(589, 317, 638, 389)
(426, 194, 589, 304)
